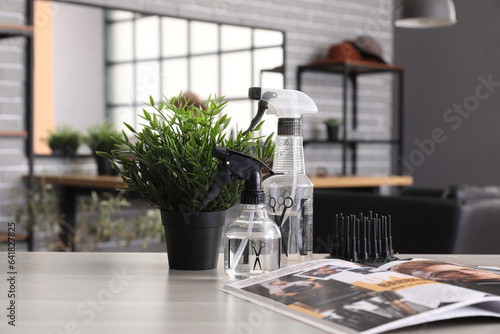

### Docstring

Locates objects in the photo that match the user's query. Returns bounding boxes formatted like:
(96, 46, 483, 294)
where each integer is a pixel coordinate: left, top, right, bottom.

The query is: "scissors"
(269, 195, 294, 256)
(269, 195, 294, 226)
(251, 240, 265, 270)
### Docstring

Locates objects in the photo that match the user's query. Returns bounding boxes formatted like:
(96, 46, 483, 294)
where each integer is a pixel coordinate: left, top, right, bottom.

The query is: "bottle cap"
(241, 171, 265, 204)
(278, 118, 302, 136)
(241, 189, 265, 204)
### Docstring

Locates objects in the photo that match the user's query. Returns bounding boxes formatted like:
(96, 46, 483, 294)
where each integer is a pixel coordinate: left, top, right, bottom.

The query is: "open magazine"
(221, 258, 500, 334)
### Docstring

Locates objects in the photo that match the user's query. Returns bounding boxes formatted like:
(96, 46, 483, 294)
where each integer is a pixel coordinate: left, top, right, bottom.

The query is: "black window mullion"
(132, 13, 138, 129)
(187, 20, 191, 92)
(158, 16, 163, 104)
(217, 23, 222, 102)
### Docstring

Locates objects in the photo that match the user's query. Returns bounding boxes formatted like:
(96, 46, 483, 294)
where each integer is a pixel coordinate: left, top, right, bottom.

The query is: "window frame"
(105, 11, 286, 133)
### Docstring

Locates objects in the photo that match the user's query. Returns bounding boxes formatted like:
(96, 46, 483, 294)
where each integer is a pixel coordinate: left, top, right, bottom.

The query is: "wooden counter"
(28, 174, 413, 190)
(309, 175, 413, 188)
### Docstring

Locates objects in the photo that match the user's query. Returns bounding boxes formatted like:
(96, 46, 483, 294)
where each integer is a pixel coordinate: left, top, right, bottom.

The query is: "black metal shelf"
(297, 60, 404, 175)
(304, 139, 399, 146)
(0, 9, 34, 251)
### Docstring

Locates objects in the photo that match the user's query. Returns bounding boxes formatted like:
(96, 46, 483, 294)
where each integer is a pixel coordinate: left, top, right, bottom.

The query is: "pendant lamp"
(395, 0, 457, 28)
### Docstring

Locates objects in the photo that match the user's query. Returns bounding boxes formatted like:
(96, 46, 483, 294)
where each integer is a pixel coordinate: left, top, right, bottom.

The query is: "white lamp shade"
(396, 0, 457, 28)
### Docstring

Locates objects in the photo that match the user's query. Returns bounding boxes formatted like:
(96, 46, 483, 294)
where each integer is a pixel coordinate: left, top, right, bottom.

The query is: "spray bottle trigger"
(243, 100, 269, 134)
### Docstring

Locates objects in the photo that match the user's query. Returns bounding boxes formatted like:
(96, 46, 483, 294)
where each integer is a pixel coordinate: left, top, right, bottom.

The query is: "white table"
(1, 252, 499, 333)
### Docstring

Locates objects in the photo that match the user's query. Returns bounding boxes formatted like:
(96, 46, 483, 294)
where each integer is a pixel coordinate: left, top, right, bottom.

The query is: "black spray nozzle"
(248, 87, 262, 100)
(200, 147, 274, 206)
(243, 87, 278, 134)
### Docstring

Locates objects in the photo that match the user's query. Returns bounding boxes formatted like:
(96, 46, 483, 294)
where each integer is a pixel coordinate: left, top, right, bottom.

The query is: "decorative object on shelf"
(85, 120, 121, 175)
(46, 126, 83, 157)
(99, 93, 274, 270)
(324, 118, 341, 142)
(313, 35, 386, 66)
(395, 0, 457, 28)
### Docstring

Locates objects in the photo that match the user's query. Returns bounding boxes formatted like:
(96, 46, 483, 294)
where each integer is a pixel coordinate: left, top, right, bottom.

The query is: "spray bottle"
(248, 87, 318, 265)
(200, 147, 281, 279)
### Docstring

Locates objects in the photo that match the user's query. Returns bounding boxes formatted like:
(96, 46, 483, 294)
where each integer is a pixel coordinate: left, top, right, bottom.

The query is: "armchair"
(313, 185, 500, 254)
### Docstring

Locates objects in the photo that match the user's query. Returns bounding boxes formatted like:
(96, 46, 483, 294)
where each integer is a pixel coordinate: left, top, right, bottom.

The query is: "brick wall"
(0, 0, 395, 224)
(1, 0, 28, 223)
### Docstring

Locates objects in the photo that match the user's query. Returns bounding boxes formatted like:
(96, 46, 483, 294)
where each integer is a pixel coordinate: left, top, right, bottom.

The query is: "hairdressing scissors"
(269, 195, 293, 256)
(251, 240, 265, 270)
(269, 195, 294, 226)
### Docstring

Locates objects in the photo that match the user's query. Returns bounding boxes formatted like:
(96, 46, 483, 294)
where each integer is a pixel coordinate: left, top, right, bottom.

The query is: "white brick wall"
(0, 0, 28, 223)
(0, 0, 396, 223)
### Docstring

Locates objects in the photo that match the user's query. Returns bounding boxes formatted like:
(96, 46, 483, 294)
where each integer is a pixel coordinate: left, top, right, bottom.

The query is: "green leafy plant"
(85, 120, 121, 154)
(12, 183, 164, 251)
(99, 93, 275, 213)
(324, 118, 342, 127)
(76, 191, 164, 251)
(47, 126, 83, 157)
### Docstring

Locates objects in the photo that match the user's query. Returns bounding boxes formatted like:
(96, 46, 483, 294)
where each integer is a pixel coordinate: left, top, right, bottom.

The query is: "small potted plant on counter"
(47, 126, 83, 157)
(324, 118, 341, 142)
(99, 94, 274, 270)
(85, 120, 121, 175)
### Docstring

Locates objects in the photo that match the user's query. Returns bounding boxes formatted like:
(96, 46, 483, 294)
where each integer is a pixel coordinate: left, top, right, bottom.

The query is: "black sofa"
(313, 185, 500, 254)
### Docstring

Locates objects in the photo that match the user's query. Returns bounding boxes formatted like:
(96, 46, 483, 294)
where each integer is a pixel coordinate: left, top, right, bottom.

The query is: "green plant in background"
(14, 183, 74, 251)
(47, 125, 83, 157)
(99, 94, 275, 212)
(324, 118, 342, 127)
(76, 191, 164, 251)
(85, 120, 121, 154)
(12, 184, 163, 252)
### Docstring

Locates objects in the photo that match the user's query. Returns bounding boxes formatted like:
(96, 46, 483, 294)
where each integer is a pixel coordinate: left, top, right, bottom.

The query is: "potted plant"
(99, 94, 274, 270)
(47, 126, 83, 157)
(85, 120, 121, 175)
(324, 118, 341, 141)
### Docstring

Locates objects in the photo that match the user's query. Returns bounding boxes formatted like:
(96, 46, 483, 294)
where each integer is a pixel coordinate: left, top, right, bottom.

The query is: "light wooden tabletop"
(1, 252, 498, 334)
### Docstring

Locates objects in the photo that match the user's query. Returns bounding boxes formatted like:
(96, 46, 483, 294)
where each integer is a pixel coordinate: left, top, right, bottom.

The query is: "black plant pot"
(95, 155, 118, 176)
(326, 125, 340, 142)
(161, 210, 226, 270)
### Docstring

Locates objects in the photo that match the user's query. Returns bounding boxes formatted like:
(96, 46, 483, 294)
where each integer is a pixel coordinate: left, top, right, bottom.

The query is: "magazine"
(221, 258, 500, 334)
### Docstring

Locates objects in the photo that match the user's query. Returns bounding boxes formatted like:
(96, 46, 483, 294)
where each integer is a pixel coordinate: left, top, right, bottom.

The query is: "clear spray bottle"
(247, 88, 318, 266)
(200, 147, 281, 279)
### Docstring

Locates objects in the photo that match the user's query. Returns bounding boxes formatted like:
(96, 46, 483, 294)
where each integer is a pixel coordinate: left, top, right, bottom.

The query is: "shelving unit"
(0, 7, 35, 250)
(297, 59, 404, 175)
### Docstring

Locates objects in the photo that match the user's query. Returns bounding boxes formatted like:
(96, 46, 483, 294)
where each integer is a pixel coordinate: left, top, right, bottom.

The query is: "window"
(106, 11, 285, 136)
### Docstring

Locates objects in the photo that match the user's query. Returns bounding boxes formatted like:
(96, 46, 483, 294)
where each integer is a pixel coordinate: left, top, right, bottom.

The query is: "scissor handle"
(283, 196, 294, 208)
(269, 197, 277, 209)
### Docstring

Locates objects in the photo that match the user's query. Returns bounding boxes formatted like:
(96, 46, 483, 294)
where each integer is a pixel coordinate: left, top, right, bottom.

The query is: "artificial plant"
(99, 94, 274, 213)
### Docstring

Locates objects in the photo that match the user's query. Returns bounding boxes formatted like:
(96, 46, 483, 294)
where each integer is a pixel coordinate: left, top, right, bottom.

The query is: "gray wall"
(1, 0, 395, 225)
(395, 0, 500, 188)
(59, 0, 396, 176)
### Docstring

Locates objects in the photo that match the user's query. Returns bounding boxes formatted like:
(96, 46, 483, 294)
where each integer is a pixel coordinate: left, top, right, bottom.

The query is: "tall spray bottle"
(247, 87, 318, 265)
(200, 147, 281, 279)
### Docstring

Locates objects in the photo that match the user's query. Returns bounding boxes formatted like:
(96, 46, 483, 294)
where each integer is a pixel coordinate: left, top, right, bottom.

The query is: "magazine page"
(221, 259, 500, 334)
(378, 258, 500, 296)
